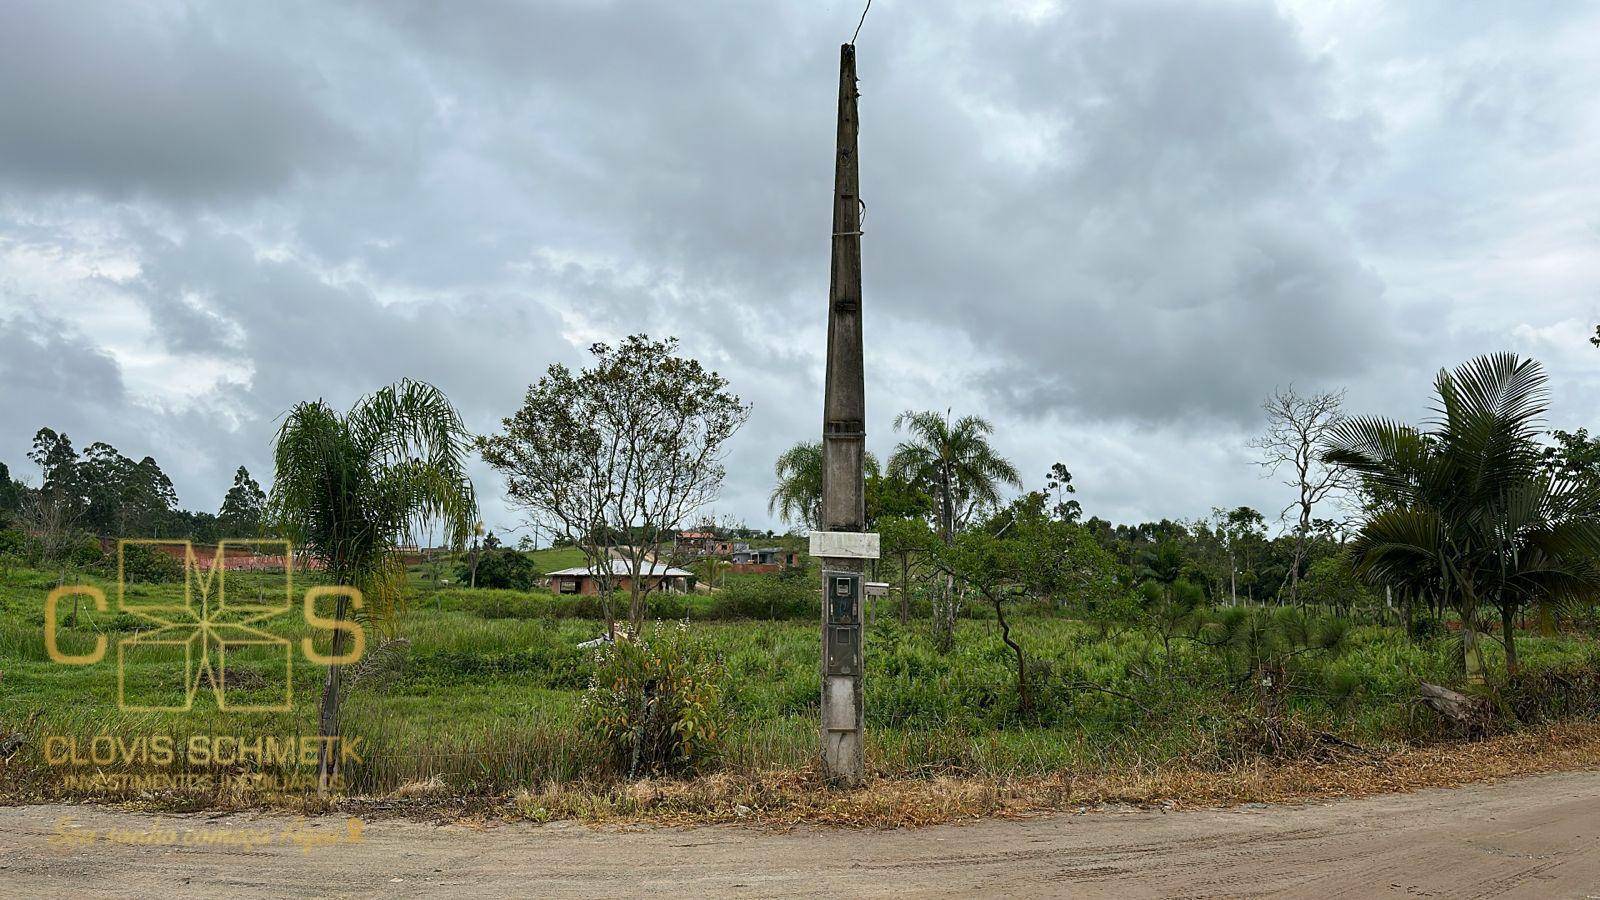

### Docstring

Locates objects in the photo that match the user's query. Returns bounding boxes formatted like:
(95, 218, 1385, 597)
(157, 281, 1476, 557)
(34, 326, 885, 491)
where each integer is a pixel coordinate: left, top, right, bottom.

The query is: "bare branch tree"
(1248, 386, 1356, 606)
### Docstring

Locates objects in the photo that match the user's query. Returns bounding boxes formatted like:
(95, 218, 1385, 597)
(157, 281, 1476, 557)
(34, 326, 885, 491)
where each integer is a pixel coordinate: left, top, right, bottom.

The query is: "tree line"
(0, 428, 267, 547)
(767, 351, 1600, 696)
(13, 336, 1600, 781)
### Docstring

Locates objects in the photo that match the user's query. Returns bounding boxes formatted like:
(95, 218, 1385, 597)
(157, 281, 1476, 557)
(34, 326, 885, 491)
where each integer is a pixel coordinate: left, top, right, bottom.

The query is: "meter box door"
(823, 570, 862, 677)
(826, 623, 859, 676)
(825, 571, 861, 624)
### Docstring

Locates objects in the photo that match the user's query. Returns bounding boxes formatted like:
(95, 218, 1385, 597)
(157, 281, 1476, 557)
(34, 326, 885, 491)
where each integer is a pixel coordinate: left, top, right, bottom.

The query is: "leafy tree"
(876, 515, 938, 624)
(130, 456, 180, 534)
(1044, 461, 1081, 523)
(0, 461, 20, 523)
(169, 509, 221, 544)
(935, 529, 1034, 714)
(1011, 514, 1121, 616)
(982, 490, 1121, 611)
(46, 440, 180, 537)
(270, 379, 477, 789)
(479, 335, 750, 636)
(1300, 551, 1377, 618)
(29, 428, 85, 515)
(23, 429, 89, 581)
(866, 465, 934, 526)
(459, 546, 540, 591)
(1218, 506, 1268, 604)
(1327, 353, 1600, 678)
(217, 466, 267, 536)
(77, 442, 128, 534)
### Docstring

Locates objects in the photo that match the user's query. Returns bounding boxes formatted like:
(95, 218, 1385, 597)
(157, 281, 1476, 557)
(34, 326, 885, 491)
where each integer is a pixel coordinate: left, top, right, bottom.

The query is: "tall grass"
(5, 562, 1599, 801)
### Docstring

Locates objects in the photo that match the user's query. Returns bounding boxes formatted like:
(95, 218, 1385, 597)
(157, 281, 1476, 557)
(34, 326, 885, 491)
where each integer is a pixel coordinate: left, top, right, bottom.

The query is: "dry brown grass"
(11, 721, 1600, 829)
(440, 719, 1600, 828)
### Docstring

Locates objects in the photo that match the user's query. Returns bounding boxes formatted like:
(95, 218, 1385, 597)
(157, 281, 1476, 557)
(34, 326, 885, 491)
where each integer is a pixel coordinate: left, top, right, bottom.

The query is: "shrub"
(457, 548, 541, 591)
(117, 543, 185, 584)
(581, 622, 727, 776)
(0, 527, 27, 557)
(709, 572, 816, 620)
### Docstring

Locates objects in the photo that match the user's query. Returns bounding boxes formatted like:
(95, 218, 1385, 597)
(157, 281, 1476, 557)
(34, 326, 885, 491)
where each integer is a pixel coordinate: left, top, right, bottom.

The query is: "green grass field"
(4, 557, 1599, 802)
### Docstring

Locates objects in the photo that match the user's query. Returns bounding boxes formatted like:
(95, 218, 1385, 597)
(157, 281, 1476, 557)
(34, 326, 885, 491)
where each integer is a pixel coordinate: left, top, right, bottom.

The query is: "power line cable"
(852, 0, 873, 44)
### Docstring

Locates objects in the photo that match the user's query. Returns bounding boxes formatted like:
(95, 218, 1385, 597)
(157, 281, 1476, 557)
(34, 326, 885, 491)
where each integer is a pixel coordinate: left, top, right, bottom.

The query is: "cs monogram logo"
(45, 540, 364, 712)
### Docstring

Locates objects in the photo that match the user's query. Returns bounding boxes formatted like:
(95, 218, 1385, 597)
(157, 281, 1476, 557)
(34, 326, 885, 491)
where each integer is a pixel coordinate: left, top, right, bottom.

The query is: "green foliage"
(0, 461, 21, 521)
(1196, 606, 1349, 681)
(889, 409, 1022, 539)
(877, 515, 939, 559)
(693, 555, 729, 589)
(868, 464, 934, 524)
(0, 527, 29, 557)
(116, 543, 185, 584)
(1329, 352, 1600, 676)
(1010, 515, 1122, 613)
(478, 335, 750, 633)
(459, 547, 541, 591)
(270, 378, 478, 607)
(1300, 551, 1376, 614)
(581, 622, 728, 776)
(5, 549, 1600, 801)
(1138, 577, 1206, 654)
(217, 465, 267, 536)
(708, 571, 817, 620)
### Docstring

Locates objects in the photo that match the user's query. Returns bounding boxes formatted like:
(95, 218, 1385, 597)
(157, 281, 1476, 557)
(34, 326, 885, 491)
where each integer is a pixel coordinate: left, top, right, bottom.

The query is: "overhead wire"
(852, 0, 873, 45)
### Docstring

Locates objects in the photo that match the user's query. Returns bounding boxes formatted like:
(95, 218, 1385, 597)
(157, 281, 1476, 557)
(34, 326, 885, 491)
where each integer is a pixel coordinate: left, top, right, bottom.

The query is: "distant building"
(108, 540, 321, 571)
(546, 559, 694, 595)
(730, 547, 795, 565)
(675, 530, 748, 557)
(674, 531, 718, 555)
(729, 546, 800, 574)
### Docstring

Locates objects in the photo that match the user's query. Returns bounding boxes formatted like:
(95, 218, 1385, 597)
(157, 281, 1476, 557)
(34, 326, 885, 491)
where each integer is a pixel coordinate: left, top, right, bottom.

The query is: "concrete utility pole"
(812, 42, 876, 785)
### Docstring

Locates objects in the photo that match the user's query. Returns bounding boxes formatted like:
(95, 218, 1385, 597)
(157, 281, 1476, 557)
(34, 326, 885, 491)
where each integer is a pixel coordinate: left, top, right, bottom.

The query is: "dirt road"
(5, 769, 1600, 898)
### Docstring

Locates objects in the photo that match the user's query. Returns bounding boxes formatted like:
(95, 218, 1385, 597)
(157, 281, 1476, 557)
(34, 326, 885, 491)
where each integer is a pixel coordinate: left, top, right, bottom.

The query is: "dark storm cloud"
(0, 1, 353, 202)
(118, 226, 572, 426)
(1, 0, 1593, 528)
(0, 311, 128, 473)
(339, 0, 1396, 426)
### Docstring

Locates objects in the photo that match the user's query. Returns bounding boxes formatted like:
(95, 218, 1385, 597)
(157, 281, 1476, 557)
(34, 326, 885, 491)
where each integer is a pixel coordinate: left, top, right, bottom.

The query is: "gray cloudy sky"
(3, 0, 1598, 537)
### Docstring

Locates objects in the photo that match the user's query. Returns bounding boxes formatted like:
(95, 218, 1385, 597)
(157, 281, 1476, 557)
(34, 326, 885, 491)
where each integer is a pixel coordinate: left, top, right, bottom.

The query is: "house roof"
(547, 560, 693, 577)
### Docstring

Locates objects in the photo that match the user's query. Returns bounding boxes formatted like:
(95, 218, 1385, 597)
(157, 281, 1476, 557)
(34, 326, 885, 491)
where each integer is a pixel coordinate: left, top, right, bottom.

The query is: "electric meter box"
(826, 624, 859, 676)
(826, 571, 861, 624)
(823, 570, 862, 677)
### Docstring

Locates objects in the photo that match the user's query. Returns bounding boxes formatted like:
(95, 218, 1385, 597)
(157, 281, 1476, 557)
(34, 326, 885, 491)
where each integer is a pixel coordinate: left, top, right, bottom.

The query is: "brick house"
(546, 559, 694, 595)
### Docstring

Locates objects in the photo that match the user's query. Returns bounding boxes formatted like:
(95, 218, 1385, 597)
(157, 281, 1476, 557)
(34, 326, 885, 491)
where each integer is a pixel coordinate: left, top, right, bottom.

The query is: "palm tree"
(768, 440, 878, 530)
(695, 555, 728, 590)
(888, 410, 1021, 544)
(270, 379, 477, 789)
(1325, 353, 1600, 679)
(889, 410, 1021, 649)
